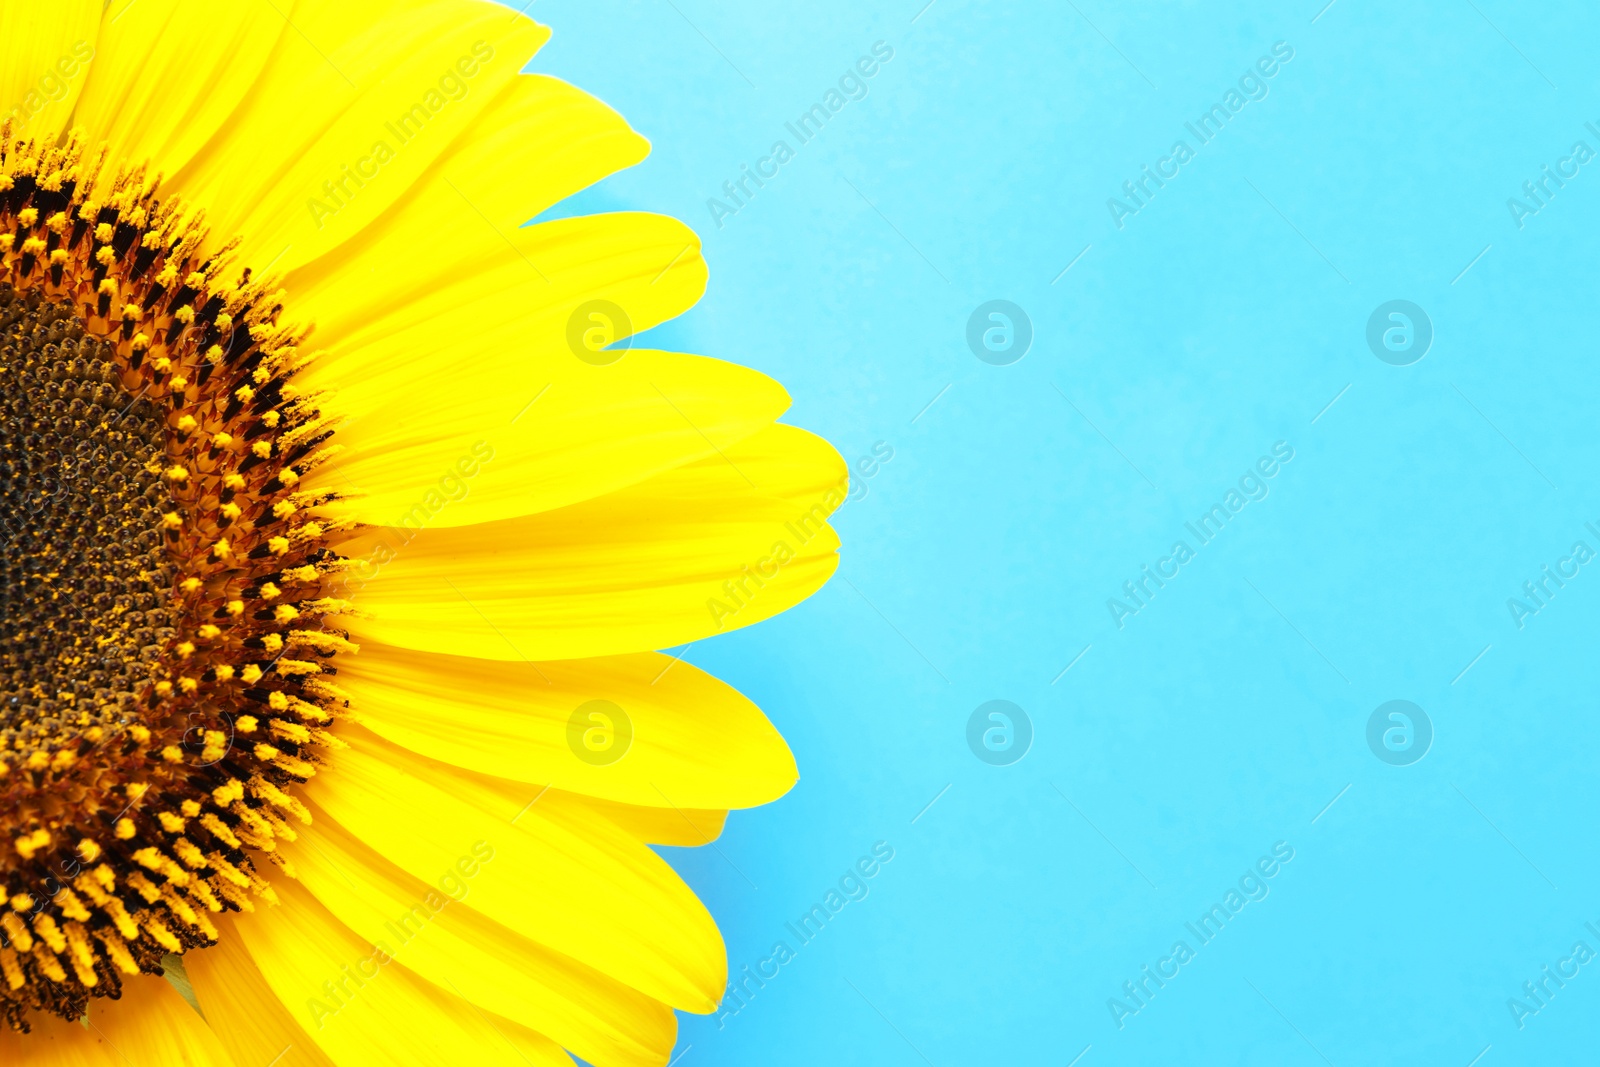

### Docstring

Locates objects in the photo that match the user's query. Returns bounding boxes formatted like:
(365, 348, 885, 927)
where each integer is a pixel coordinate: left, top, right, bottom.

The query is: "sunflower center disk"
(1, 298, 177, 736)
(0, 132, 352, 1030)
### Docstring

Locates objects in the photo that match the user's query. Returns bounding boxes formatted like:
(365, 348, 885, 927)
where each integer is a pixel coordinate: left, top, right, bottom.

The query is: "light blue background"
(526, 1, 1600, 1063)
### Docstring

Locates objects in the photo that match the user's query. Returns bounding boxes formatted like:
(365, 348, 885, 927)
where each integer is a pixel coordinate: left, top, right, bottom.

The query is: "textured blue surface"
(527, 2, 1600, 1063)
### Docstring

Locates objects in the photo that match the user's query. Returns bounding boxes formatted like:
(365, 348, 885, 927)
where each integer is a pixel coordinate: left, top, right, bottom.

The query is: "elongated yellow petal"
(346, 424, 845, 660)
(566, 793, 730, 847)
(343, 644, 797, 809)
(315, 726, 727, 1011)
(409, 765, 732, 845)
(296, 210, 738, 528)
(312, 345, 789, 531)
(186, 924, 338, 1067)
(236, 877, 573, 1066)
(417, 766, 732, 845)
(91, 0, 548, 271)
(322, 68, 649, 242)
(0, 0, 98, 138)
(1, 974, 228, 1065)
(75, 0, 290, 179)
(288, 809, 677, 1067)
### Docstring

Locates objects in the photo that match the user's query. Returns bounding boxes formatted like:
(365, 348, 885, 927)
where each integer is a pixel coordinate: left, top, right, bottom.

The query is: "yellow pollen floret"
(0, 128, 354, 1029)
(1, 915, 33, 954)
(13, 830, 50, 860)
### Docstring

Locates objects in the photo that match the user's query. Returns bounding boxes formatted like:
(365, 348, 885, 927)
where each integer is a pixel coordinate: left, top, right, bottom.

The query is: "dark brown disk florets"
(0, 128, 353, 1029)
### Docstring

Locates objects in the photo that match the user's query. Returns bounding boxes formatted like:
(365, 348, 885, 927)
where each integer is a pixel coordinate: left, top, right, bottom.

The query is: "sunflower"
(0, 2, 845, 1062)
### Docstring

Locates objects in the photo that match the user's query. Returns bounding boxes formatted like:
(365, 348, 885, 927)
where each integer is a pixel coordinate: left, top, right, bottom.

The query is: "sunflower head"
(0, 128, 352, 1029)
(0, 1, 844, 1061)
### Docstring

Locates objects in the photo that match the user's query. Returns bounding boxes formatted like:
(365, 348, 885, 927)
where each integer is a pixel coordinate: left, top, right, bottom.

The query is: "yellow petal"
(312, 347, 788, 531)
(236, 877, 572, 1066)
(342, 644, 798, 809)
(295, 211, 743, 528)
(563, 793, 730, 847)
(287, 807, 677, 1067)
(314, 726, 726, 1010)
(3, 974, 229, 1065)
(91, 0, 549, 272)
(433, 770, 731, 845)
(74, 0, 290, 179)
(0, 0, 98, 139)
(341, 69, 649, 237)
(186, 923, 338, 1067)
(345, 424, 846, 660)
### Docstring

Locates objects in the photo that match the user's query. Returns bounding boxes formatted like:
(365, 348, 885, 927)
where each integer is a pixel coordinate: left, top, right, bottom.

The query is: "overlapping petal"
(0, 1, 844, 1061)
(1, 974, 229, 1065)
(342, 644, 798, 809)
(344, 424, 846, 660)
